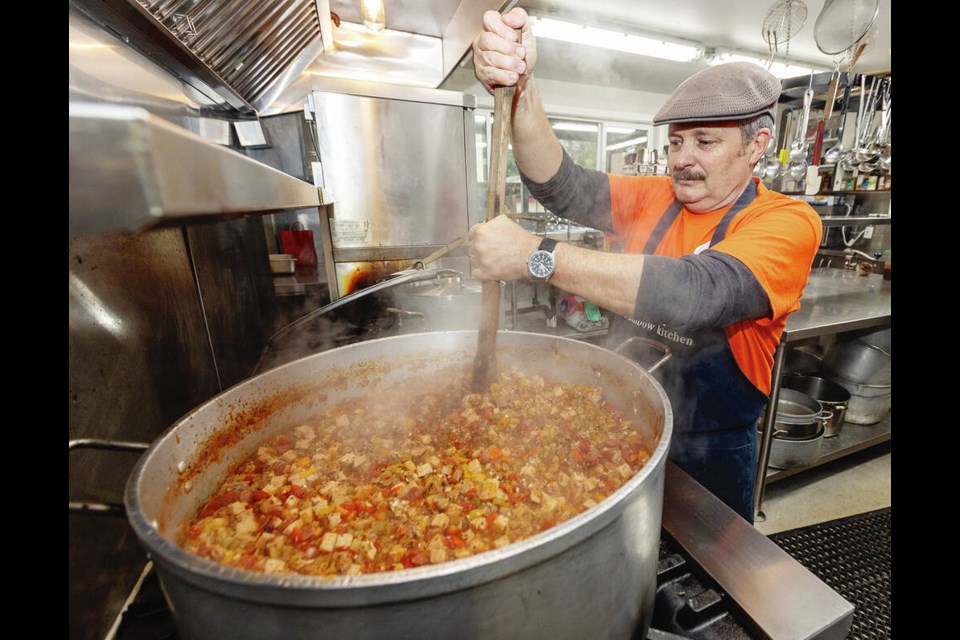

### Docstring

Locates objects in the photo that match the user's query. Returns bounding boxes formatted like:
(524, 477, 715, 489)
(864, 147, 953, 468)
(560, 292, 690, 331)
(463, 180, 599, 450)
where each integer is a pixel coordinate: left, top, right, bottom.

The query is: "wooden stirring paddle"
(473, 33, 520, 393)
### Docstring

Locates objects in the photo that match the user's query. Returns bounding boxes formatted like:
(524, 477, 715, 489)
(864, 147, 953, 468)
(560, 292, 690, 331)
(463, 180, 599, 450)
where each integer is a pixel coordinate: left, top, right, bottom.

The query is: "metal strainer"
(762, 0, 809, 54)
(814, 0, 881, 55)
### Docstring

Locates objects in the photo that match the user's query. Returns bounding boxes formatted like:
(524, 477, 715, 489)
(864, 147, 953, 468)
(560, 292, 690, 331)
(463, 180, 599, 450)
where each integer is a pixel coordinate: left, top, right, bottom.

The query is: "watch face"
(528, 250, 555, 279)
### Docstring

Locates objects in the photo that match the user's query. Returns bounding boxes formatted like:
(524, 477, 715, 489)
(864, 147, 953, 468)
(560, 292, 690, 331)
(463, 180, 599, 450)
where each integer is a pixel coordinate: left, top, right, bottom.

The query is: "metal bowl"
(822, 338, 891, 386)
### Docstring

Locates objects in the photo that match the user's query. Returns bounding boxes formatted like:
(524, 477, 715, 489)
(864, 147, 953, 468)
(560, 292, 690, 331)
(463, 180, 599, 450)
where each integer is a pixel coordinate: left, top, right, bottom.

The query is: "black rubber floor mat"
(767, 507, 890, 639)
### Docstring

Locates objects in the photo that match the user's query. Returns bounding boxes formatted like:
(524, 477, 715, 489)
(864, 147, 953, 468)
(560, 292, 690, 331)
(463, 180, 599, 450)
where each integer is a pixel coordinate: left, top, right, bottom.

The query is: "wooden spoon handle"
(473, 28, 522, 393)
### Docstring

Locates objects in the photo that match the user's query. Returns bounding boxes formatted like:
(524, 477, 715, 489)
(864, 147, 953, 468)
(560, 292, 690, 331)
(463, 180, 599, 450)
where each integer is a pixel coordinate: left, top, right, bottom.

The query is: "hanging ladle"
(787, 75, 814, 180)
(765, 110, 791, 180)
(823, 75, 853, 164)
(838, 73, 869, 172)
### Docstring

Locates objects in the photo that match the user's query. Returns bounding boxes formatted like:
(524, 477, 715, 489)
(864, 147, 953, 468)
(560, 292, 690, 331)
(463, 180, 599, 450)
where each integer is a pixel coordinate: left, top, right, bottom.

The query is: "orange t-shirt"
(607, 175, 823, 394)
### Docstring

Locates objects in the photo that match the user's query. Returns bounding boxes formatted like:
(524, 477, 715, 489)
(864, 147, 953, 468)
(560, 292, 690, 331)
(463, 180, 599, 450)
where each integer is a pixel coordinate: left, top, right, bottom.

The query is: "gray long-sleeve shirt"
(520, 150, 772, 331)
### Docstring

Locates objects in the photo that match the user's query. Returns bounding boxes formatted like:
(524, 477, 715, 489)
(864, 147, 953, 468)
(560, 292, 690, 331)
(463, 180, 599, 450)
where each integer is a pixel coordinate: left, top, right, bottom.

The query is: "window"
(474, 111, 650, 223)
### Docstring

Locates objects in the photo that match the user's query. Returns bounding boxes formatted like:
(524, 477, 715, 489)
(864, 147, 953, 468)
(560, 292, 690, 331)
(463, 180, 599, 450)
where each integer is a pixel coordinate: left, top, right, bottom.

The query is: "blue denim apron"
(608, 183, 766, 522)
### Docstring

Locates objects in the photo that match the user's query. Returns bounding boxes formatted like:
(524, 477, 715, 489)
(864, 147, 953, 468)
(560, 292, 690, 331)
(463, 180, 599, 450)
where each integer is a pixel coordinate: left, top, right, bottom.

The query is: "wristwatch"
(527, 237, 558, 282)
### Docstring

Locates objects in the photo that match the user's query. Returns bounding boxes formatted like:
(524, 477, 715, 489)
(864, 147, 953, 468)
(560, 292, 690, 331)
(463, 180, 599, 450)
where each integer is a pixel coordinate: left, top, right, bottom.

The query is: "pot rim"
(124, 331, 674, 606)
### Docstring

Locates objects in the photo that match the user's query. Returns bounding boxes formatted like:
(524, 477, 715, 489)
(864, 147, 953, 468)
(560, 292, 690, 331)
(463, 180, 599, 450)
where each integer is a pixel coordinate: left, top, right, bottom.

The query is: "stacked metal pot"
(821, 329, 891, 425)
(767, 388, 833, 468)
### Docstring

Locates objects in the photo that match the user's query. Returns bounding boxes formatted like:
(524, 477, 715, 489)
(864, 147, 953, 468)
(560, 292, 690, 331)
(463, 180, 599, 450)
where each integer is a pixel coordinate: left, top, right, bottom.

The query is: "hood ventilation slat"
(136, 0, 322, 109)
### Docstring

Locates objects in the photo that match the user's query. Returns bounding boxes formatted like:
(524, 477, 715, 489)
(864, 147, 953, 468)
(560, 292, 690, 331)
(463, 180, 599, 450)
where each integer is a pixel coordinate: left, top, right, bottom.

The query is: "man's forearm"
(549, 242, 645, 318)
(511, 76, 564, 184)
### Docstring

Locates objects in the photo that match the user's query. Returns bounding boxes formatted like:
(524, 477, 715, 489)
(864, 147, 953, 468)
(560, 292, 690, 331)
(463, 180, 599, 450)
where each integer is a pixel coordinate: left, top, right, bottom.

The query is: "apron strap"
(708, 180, 758, 248)
(641, 199, 683, 254)
(643, 180, 759, 255)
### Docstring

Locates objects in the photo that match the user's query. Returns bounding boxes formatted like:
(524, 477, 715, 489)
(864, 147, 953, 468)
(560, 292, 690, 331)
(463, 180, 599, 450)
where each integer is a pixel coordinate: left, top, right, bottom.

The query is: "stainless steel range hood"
(70, 0, 505, 117)
(71, 0, 329, 116)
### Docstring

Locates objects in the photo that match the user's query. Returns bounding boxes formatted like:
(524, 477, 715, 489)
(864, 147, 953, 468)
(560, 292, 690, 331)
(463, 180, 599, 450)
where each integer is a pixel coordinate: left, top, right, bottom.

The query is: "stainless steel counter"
(781, 268, 891, 341)
(664, 462, 854, 639)
(754, 268, 892, 518)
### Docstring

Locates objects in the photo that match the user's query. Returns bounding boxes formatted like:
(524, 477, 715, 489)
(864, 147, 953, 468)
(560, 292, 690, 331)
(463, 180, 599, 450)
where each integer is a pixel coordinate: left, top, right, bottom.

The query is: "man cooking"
(467, 8, 822, 523)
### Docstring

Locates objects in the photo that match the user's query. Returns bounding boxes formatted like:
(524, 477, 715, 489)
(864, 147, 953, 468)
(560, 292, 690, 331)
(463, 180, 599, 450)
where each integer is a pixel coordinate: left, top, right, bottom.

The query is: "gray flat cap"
(653, 61, 780, 125)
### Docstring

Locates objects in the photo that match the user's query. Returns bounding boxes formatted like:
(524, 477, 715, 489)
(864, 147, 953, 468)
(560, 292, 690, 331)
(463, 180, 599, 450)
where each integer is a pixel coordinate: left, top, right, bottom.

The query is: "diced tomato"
(252, 490, 271, 502)
(355, 501, 375, 514)
(289, 485, 305, 499)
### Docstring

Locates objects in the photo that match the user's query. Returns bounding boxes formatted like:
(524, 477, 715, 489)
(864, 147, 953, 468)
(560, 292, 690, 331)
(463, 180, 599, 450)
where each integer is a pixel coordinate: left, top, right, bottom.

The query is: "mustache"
(672, 168, 706, 181)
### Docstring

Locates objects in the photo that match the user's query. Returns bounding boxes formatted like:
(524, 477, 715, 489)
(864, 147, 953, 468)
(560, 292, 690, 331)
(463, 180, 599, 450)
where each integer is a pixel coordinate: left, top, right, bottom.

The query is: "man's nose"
(669, 143, 695, 168)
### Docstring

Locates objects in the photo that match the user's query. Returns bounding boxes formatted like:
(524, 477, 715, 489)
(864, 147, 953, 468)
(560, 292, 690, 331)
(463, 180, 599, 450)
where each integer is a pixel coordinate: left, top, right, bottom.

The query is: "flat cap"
(653, 61, 781, 125)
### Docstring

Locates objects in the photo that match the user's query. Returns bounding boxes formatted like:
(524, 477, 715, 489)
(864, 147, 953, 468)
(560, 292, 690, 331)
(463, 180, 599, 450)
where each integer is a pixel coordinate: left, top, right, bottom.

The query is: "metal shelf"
(819, 216, 891, 226)
(755, 268, 891, 517)
(765, 413, 891, 484)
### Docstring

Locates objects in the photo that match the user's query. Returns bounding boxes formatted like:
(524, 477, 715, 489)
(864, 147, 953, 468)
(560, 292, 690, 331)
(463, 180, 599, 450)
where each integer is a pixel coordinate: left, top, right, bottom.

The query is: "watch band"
(538, 237, 558, 253)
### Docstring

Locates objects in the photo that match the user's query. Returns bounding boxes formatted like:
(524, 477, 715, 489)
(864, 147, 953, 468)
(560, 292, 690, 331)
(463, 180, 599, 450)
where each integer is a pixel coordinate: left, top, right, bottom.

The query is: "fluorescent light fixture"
(706, 49, 826, 79)
(529, 16, 703, 63)
(607, 126, 639, 134)
(606, 135, 648, 151)
(361, 0, 385, 33)
(552, 122, 599, 132)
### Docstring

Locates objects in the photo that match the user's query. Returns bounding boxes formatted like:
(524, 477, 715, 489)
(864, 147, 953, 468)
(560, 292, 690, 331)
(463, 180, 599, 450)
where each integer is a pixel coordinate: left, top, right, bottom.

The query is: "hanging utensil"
(766, 110, 792, 179)
(814, 0, 881, 56)
(811, 67, 840, 166)
(762, 0, 809, 55)
(473, 29, 521, 393)
(839, 73, 869, 171)
(787, 76, 814, 180)
(824, 77, 853, 164)
(854, 76, 881, 161)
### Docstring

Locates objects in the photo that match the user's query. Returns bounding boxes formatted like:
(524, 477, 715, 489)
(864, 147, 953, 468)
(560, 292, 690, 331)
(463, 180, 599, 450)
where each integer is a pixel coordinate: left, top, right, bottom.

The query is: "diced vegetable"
(178, 366, 652, 577)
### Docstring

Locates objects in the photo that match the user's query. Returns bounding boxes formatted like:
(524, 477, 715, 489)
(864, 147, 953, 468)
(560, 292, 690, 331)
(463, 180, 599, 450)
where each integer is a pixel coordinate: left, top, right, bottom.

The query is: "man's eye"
(698, 139, 717, 147)
(668, 141, 682, 150)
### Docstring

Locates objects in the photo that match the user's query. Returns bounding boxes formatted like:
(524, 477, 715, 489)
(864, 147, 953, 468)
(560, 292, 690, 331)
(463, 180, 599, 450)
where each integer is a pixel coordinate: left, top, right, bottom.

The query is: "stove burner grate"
(768, 507, 891, 639)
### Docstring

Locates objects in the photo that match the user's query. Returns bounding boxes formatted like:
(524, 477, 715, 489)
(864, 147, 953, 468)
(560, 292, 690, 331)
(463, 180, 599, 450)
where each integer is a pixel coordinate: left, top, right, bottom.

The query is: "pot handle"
(69, 438, 149, 517)
(612, 337, 672, 373)
(816, 411, 834, 429)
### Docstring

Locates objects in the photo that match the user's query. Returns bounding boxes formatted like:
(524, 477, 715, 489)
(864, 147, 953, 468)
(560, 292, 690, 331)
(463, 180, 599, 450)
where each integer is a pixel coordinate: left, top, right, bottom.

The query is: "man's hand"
(472, 8, 537, 93)
(468, 215, 540, 282)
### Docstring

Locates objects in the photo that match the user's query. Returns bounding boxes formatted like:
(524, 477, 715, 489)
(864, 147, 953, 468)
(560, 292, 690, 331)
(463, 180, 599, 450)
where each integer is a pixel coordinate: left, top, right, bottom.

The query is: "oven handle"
(69, 438, 149, 517)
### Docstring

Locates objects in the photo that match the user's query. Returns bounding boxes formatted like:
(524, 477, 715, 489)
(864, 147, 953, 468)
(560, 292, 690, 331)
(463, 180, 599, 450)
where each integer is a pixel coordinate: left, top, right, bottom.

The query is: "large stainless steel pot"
(124, 331, 673, 640)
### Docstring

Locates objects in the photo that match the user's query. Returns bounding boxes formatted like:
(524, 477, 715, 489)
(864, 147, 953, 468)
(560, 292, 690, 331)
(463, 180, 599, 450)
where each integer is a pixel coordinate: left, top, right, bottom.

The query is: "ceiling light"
(706, 49, 827, 79)
(361, 0, 385, 33)
(607, 126, 639, 134)
(529, 16, 703, 63)
(552, 122, 599, 132)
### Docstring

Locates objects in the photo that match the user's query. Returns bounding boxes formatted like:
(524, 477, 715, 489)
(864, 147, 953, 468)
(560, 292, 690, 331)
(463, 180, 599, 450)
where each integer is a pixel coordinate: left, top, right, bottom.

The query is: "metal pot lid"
(397, 274, 484, 297)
